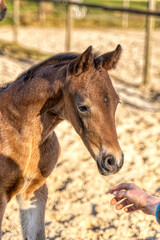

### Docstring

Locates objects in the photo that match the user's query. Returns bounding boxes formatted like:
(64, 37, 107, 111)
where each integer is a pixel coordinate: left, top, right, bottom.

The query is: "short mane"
(0, 51, 99, 90)
(22, 53, 80, 82)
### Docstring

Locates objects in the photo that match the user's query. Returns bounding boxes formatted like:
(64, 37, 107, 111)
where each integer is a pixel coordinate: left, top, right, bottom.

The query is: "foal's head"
(0, 0, 7, 21)
(63, 45, 123, 176)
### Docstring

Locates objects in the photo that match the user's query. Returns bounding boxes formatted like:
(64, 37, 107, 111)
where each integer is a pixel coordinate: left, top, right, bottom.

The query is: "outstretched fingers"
(110, 196, 123, 205)
(110, 183, 133, 193)
(124, 205, 140, 213)
(110, 194, 129, 205)
(111, 189, 129, 199)
(111, 196, 140, 212)
(116, 199, 132, 210)
(110, 183, 158, 215)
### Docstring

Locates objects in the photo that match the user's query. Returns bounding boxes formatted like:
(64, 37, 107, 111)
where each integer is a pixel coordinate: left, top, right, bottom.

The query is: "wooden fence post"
(65, 1, 73, 52)
(13, 0, 20, 43)
(122, 0, 129, 28)
(39, 0, 46, 26)
(143, 0, 155, 85)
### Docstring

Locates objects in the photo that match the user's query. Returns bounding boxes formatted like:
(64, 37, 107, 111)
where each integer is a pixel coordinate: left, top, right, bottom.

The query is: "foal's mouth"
(96, 160, 112, 176)
(97, 163, 110, 176)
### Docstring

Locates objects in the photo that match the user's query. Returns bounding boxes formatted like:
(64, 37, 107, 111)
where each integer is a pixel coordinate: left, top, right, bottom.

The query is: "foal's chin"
(96, 161, 121, 176)
(97, 166, 120, 176)
(97, 167, 110, 176)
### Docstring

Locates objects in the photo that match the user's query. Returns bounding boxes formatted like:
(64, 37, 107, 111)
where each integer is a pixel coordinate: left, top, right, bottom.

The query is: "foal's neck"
(0, 64, 67, 142)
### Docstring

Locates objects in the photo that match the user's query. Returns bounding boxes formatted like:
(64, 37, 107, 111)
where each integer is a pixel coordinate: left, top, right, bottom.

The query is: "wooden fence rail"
(48, 0, 160, 17)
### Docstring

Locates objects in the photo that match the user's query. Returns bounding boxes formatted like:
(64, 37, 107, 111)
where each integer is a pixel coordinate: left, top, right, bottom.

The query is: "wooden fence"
(12, 0, 160, 85)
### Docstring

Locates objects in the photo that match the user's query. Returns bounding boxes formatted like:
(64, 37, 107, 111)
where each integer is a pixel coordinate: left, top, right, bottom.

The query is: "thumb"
(112, 190, 128, 199)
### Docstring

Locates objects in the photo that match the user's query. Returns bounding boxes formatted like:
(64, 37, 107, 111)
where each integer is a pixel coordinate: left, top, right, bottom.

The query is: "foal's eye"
(78, 105, 88, 112)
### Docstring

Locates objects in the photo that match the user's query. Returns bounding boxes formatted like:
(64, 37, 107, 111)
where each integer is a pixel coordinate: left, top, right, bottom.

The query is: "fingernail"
(113, 191, 118, 195)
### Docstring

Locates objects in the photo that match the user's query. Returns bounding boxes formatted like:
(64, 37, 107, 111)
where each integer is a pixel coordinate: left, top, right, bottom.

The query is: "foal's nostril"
(99, 153, 124, 175)
(107, 156, 115, 166)
(3, 7, 7, 14)
(101, 154, 116, 171)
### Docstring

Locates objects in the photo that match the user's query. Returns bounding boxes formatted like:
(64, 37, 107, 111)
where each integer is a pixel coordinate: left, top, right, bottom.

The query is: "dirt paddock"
(0, 27, 160, 240)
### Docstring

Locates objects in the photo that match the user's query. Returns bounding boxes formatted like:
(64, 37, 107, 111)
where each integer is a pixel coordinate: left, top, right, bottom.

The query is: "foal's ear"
(68, 46, 94, 76)
(96, 45, 122, 71)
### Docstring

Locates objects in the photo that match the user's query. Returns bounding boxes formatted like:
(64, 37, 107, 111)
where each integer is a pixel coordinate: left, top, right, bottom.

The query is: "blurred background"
(0, 1, 160, 239)
(1, 0, 160, 87)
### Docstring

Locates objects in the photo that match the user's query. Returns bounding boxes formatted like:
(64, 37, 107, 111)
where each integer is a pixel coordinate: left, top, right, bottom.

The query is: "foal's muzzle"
(97, 153, 124, 176)
(0, 6, 7, 21)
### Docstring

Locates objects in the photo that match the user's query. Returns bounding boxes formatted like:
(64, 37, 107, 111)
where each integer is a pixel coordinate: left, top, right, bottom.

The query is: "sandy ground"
(0, 27, 160, 240)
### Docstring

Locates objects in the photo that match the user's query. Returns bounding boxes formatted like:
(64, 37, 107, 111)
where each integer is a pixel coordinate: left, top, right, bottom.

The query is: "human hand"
(110, 183, 160, 215)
